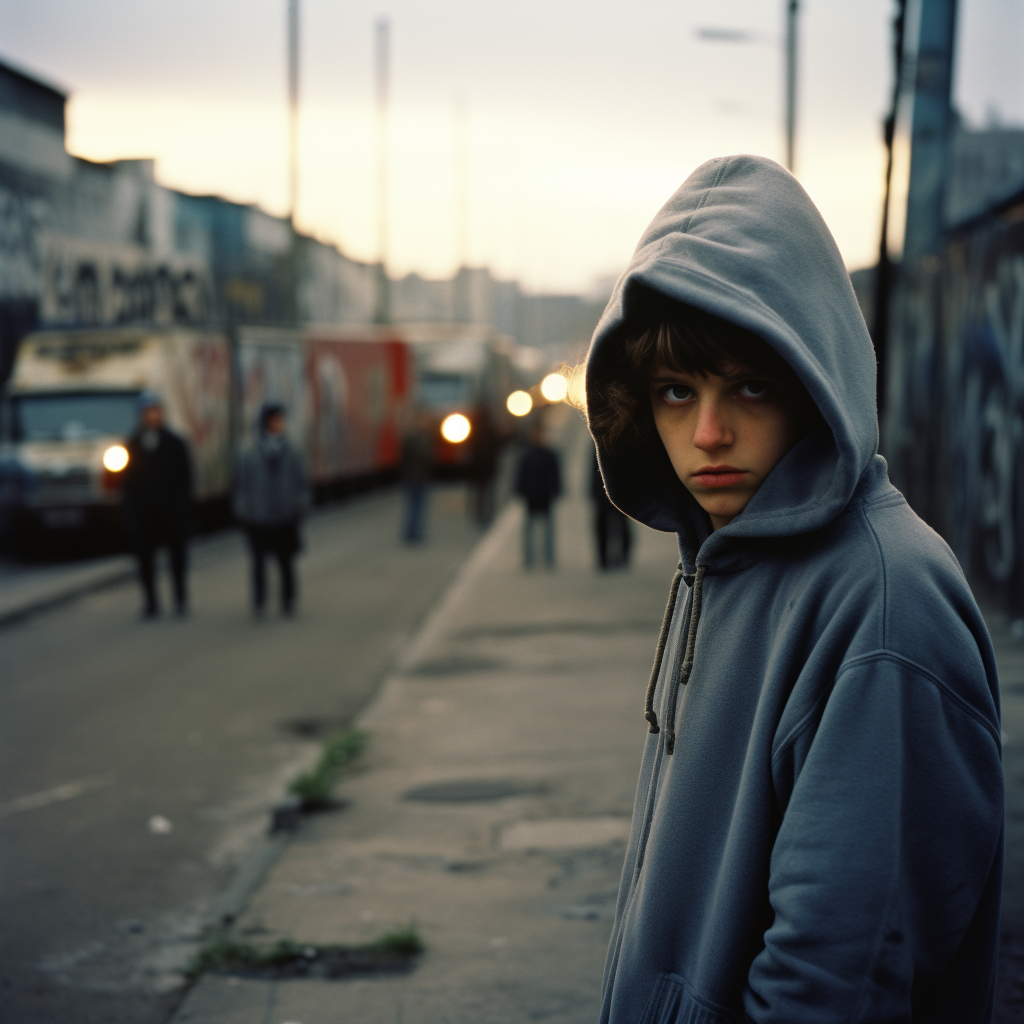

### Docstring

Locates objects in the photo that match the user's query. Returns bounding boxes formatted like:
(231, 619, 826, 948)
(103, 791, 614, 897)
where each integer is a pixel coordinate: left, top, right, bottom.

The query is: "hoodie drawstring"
(644, 564, 706, 752)
(665, 565, 705, 754)
(644, 564, 684, 734)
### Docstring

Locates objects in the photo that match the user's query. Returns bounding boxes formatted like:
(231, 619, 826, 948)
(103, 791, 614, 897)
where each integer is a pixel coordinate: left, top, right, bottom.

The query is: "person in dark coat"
(470, 405, 500, 526)
(233, 403, 310, 615)
(400, 409, 433, 543)
(515, 421, 561, 568)
(590, 446, 632, 569)
(121, 391, 194, 618)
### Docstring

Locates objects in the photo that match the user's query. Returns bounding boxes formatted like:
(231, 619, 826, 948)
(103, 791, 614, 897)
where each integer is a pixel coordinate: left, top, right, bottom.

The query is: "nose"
(692, 396, 733, 452)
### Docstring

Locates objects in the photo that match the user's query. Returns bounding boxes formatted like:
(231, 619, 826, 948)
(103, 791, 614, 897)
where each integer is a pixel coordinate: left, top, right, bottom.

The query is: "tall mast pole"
(454, 95, 469, 272)
(288, 0, 300, 225)
(785, 0, 798, 172)
(375, 17, 391, 324)
(873, 0, 908, 412)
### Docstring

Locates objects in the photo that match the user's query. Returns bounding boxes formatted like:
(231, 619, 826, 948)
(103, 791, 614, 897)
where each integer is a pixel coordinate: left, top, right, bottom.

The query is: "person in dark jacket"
(233, 403, 310, 615)
(590, 446, 632, 569)
(122, 391, 194, 618)
(400, 409, 433, 544)
(515, 421, 561, 568)
(470, 405, 500, 526)
(586, 156, 1002, 1023)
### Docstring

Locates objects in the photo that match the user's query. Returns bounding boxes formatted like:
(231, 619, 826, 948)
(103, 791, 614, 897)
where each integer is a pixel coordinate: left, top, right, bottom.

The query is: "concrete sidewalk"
(170, 426, 680, 1024)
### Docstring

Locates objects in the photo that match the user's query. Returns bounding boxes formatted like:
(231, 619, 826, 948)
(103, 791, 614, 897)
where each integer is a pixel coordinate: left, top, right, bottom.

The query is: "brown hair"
(586, 299, 813, 451)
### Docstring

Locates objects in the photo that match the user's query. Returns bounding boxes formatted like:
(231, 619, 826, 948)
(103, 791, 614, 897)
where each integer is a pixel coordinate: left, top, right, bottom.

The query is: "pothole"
(402, 778, 546, 802)
(281, 718, 348, 739)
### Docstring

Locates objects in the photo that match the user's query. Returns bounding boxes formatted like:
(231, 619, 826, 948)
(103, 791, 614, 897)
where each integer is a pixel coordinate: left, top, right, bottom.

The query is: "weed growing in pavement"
(372, 924, 426, 956)
(188, 925, 424, 980)
(288, 728, 366, 810)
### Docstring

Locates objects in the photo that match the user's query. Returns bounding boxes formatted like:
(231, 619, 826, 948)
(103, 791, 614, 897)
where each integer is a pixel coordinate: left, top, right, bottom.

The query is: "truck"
(0, 325, 414, 542)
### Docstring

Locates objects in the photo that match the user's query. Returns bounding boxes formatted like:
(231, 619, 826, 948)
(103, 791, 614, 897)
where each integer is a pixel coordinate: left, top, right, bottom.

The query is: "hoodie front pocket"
(637, 973, 747, 1024)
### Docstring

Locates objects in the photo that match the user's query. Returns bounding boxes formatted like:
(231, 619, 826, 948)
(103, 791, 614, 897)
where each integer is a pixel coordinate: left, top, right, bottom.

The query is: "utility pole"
(902, 0, 958, 261)
(286, 0, 300, 326)
(873, 0, 908, 412)
(454, 96, 469, 272)
(374, 16, 391, 324)
(288, 0, 300, 224)
(784, 0, 798, 173)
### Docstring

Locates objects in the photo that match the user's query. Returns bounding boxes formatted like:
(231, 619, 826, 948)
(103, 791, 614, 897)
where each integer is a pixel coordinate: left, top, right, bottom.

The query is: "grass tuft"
(373, 924, 425, 956)
(188, 926, 424, 979)
(288, 728, 366, 809)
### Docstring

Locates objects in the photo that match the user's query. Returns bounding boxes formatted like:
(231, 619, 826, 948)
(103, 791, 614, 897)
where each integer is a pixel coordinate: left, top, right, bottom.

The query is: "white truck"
(0, 323, 418, 542)
(0, 327, 231, 538)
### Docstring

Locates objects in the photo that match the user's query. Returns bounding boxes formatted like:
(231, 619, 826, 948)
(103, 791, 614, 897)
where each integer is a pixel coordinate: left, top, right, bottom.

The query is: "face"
(649, 362, 806, 530)
(142, 404, 164, 430)
(266, 413, 286, 435)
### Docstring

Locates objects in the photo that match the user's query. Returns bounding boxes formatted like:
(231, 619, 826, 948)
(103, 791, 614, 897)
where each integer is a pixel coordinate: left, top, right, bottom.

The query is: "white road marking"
(0, 775, 113, 819)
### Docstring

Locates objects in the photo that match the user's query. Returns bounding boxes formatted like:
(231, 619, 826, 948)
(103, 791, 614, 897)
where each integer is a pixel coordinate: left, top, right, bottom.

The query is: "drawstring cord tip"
(665, 732, 675, 755)
(644, 710, 660, 734)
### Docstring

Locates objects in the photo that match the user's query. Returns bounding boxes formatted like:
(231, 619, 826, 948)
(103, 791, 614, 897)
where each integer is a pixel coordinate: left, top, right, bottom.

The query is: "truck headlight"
(440, 413, 471, 444)
(102, 445, 129, 472)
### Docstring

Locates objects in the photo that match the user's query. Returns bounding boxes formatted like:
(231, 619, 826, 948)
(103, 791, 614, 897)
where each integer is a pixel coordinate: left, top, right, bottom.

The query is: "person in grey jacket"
(586, 156, 1002, 1023)
(233, 403, 310, 615)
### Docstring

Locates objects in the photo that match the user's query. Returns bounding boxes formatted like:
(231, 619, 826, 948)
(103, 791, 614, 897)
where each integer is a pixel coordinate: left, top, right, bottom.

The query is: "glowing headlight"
(506, 391, 533, 417)
(440, 413, 472, 444)
(540, 373, 569, 403)
(102, 445, 129, 472)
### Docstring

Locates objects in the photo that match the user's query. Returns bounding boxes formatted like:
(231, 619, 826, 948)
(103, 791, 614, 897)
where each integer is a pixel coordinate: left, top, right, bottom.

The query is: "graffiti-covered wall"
(886, 195, 1024, 613)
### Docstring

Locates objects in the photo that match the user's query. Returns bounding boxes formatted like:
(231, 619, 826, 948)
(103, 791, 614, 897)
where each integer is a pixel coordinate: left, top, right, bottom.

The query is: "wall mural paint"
(887, 202, 1024, 614)
(41, 234, 210, 327)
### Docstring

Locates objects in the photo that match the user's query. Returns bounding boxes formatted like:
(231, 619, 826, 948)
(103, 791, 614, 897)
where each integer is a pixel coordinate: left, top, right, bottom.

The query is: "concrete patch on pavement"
(403, 778, 546, 802)
(499, 816, 631, 852)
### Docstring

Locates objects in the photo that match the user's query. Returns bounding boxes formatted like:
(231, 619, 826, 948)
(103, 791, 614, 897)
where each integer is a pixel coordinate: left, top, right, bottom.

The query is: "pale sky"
(1, 0, 1020, 294)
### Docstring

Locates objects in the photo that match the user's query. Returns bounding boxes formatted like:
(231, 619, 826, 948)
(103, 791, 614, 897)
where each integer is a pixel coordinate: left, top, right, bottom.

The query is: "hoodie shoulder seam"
(859, 501, 887, 648)
(838, 650, 1001, 744)
(771, 649, 1000, 769)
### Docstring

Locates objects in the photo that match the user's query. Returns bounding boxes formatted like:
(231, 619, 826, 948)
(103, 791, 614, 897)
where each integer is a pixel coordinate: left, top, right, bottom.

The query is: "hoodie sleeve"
(746, 654, 1003, 1024)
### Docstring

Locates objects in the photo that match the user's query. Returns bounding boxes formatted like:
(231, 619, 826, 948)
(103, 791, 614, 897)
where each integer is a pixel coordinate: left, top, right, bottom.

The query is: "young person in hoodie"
(586, 156, 1004, 1024)
(233, 403, 310, 615)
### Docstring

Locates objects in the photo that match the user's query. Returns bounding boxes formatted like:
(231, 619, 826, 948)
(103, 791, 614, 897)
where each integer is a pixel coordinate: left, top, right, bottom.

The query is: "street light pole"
(374, 17, 391, 324)
(873, 0, 908, 412)
(286, 0, 300, 327)
(785, 0, 798, 173)
(288, 0, 300, 225)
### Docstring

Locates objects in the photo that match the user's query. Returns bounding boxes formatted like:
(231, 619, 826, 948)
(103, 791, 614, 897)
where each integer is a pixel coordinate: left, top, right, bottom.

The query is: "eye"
(737, 380, 769, 400)
(661, 384, 695, 406)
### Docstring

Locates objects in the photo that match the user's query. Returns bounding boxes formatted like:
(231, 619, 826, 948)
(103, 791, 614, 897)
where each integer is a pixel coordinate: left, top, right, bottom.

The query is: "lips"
(691, 466, 747, 488)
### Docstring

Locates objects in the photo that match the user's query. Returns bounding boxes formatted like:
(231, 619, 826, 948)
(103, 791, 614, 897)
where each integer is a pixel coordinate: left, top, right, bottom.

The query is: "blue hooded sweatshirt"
(588, 156, 1004, 1024)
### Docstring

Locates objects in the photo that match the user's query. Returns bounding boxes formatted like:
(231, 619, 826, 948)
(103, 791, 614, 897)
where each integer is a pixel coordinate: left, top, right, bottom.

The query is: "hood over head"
(586, 155, 878, 569)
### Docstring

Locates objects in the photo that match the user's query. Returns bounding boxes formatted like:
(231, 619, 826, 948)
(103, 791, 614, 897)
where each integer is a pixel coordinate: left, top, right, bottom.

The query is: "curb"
(0, 562, 136, 629)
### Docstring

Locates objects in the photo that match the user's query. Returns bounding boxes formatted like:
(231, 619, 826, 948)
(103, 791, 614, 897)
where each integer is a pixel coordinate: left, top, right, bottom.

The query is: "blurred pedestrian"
(591, 447, 632, 569)
(122, 391, 193, 618)
(401, 408, 433, 543)
(233, 403, 310, 616)
(470, 405, 500, 526)
(515, 421, 561, 568)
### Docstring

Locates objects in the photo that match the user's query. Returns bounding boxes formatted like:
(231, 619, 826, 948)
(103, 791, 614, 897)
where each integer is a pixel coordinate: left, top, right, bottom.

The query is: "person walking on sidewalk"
(233, 403, 310, 615)
(515, 421, 561, 569)
(585, 156, 1002, 1023)
(590, 446, 632, 570)
(122, 391, 193, 618)
(400, 408, 433, 543)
